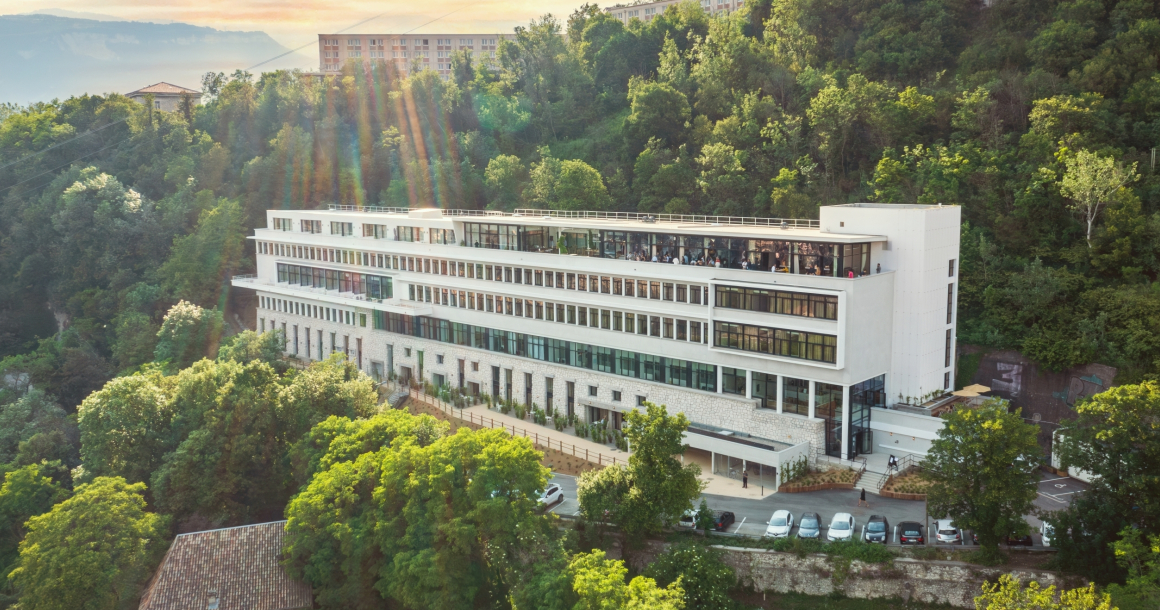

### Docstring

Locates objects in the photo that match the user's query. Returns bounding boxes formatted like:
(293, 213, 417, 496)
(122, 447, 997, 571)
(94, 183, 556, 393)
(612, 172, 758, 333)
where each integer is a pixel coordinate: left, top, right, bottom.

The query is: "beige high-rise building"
(318, 34, 515, 78)
(605, 0, 746, 22)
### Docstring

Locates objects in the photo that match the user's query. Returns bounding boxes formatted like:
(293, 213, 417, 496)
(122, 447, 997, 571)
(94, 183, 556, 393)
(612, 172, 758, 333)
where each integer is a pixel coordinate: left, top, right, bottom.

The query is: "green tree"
(153, 300, 224, 371)
(150, 359, 286, 525)
(8, 477, 167, 610)
(975, 574, 1113, 610)
(215, 329, 286, 371)
(157, 196, 246, 307)
(1051, 382, 1160, 583)
(0, 462, 71, 580)
(577, 403, 702, 545)
(644, 542, 735, 610)
(570, 549, 684, 610)
(278, 353, 378, 440)
(77, 371, 173, 485)
(625, 79, 691, 153)
(0, 389, 72, 468)
(528, 152, 611, 212)
(922, 398, 1040, 561)
(1059, 150, 1139, 246)
(1109, 526, 1160, 610)
(484, 154, 528, 209)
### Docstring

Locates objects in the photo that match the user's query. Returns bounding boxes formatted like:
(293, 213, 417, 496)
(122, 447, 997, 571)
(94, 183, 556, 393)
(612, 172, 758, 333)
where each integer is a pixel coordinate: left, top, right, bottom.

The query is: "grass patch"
(682, 532, 894, 565)
(784, 467, 859, 487)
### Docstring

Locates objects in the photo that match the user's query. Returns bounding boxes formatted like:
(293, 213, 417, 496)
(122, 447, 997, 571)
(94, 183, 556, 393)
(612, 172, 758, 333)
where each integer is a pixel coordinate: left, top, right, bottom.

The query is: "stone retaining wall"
(631, 542, 1077, 608)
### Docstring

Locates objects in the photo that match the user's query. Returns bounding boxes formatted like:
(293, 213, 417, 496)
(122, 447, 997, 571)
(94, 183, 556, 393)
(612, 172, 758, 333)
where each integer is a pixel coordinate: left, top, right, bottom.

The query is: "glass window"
(722, 367, 746, 396)
(783, 378, 809, 416)
(624, 279, 635, 297)
(815, 382, 844, 457)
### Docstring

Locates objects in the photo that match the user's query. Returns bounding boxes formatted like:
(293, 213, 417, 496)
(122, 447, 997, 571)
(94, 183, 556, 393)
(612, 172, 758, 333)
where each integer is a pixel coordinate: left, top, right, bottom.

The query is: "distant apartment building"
(126, 83, 201, 112)
(606, 0, 745, 22)
(318, 34, 515, 78)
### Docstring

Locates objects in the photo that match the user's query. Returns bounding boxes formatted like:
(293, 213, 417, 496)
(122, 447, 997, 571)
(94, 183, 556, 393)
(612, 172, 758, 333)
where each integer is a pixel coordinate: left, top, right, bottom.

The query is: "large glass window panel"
(783, 378, 809, 416)
(722, 367, 746, 396)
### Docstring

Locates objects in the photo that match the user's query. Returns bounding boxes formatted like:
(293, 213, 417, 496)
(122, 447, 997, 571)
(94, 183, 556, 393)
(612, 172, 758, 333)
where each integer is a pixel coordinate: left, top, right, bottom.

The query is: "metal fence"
(322, 204, 820, 228)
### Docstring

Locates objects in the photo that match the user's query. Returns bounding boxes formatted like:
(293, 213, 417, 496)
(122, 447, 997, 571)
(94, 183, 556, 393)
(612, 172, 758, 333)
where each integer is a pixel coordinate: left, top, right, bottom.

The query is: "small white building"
(126, 82, 201, 112)
(235, 203, 960, 476)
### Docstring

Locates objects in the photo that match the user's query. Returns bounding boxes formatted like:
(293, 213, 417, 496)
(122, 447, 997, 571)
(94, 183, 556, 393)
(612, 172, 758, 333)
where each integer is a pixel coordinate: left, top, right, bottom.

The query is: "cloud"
(3, 0, 581, 48)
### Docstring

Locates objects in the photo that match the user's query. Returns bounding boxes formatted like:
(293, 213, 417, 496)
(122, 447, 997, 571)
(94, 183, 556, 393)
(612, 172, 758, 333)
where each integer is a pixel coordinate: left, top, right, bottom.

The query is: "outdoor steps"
(856, 470, 888, 494)
(386, 386, 409, 409)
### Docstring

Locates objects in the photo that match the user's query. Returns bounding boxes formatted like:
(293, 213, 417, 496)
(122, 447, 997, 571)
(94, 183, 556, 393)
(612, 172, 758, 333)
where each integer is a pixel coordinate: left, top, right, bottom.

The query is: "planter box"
(879, 489, 927, 500)
(778, 482, 855, 493)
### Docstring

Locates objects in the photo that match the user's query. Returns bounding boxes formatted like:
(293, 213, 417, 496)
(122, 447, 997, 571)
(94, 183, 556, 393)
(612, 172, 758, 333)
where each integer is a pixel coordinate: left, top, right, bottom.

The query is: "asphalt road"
(546, 469, 1078, 547)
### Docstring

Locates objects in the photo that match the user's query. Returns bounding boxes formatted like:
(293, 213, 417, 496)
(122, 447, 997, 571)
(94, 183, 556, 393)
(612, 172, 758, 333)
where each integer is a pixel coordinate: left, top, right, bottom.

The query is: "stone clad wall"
(628, 542, 1076, 609)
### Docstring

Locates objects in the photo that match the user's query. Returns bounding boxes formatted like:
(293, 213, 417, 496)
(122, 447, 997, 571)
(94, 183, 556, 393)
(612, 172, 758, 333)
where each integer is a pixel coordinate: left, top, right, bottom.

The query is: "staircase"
(856, 469, 888, 494)
(386, 386, 410, 410)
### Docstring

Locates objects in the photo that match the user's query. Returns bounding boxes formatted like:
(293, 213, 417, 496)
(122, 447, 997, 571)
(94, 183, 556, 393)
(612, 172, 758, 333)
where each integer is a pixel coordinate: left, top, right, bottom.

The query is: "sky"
(2, 0, 586, 50)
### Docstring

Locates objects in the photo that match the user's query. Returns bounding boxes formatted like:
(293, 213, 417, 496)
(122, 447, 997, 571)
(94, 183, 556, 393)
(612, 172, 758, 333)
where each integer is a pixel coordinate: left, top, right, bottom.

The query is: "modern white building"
(234, 204, 959, 477)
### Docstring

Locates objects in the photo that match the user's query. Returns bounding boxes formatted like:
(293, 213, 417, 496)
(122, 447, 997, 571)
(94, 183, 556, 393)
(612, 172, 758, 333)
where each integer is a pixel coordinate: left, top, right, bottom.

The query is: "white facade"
(236, 204, 959, 469)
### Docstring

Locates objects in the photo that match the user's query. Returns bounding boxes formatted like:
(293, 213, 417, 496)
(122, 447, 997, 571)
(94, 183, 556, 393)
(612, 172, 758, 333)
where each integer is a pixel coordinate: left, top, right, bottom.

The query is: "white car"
(539, 483, 563, 507)
(765, 510, 794, 538)
(1041, 522, 1054, 547)
(827, 513, 855, 541)
(678, 509, 696, 528)
(936, 519, 962, 544)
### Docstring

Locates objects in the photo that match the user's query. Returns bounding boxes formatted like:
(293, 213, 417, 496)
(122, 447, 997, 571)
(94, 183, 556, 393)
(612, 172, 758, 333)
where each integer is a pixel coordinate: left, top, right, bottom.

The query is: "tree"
(528, 151, 612, 212)
(577, 403, 702, 545)
(77, 371, 173, 485)
(484, 154, 527, 209)
(0, 389, 72, 467)
(150, 359, 286, 525)
(0, 462, 71, 579)
(1059, 150, 1139, 247)
(157, 196, 246, 307)
(922, 398, 1040, 561)
(1051, 382, 1160, 583)
(8, 477, 167, 610)
(1108, 526, 1160, 609)
(285, 423, 555, 610)
(644, 542, 735, 610)
(570, 549, 684, 610)
(153, 300, 224, 371)
(278, 353, 378, 441)
(975, 574, 1112, 610)
(215, 329, 286, 371)
(625, 79, 691, 153)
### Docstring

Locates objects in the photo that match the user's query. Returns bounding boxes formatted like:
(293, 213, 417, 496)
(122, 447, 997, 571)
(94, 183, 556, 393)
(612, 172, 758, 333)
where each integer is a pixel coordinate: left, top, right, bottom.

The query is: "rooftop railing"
(325, 204, 820, 229)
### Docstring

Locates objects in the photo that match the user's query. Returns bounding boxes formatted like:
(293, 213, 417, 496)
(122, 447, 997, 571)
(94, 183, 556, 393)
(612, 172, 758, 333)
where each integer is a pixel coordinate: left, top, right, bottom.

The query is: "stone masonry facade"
(261, 305, 826, 456)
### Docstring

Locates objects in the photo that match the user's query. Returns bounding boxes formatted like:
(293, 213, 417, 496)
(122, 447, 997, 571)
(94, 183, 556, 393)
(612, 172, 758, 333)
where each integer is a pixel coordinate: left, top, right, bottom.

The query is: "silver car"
(827, 513, 855, 541)
(797, 512, 822, 538)
(936, 519, 961, 544)
(765, 510, 794, 538)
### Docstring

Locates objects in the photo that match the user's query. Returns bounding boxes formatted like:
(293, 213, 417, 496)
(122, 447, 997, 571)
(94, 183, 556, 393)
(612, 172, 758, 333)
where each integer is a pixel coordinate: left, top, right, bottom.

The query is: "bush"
(644, 541, 736, 610)
(826, 539, 894, 564)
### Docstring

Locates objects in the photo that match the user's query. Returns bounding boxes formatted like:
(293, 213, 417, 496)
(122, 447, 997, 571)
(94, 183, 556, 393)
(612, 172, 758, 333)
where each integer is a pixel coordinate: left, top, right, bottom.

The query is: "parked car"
(863, 515, 890, 544)
(1005, 533, 1034, 547)
(678, 509, 696, 528)
(713, 511, 736, 532)
(539, 484, 563, 507)
(797, 512, 822, 539)
(935, 519, 962, 544)
(1041, 522, 1055, 547)
(898, 521, 925, 545)
(827, 513, 855, 541)
(765, 510, 794, 538)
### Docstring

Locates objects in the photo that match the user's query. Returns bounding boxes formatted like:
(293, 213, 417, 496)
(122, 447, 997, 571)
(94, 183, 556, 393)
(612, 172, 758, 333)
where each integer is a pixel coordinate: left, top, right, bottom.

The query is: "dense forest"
(2, 0, 1160, 605)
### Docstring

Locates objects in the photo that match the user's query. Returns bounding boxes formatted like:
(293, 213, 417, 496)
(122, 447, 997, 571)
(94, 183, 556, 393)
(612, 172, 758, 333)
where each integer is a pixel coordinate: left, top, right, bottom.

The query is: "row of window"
(373, 313, 719, 392)
(261, 295, 366, 328)
(714, 285, 838, 320)
(408, 283, 708, 343)
(260, 240, 711, 306)
(713, 322, 838, 364)
(276, 263, 393, 300)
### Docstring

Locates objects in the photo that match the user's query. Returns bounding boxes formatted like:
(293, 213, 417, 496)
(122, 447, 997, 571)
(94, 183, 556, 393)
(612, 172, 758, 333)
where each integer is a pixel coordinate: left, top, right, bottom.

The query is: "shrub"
(644, 542, 736, 610)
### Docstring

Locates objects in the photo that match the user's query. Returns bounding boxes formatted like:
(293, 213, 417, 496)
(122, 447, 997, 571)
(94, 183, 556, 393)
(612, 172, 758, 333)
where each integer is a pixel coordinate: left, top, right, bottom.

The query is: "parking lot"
(547, 469, 1081, 548)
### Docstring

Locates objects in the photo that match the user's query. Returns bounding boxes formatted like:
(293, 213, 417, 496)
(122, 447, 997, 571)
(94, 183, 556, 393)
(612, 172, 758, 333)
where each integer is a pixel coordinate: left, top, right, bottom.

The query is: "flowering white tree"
(1059, 150, 1138, 247)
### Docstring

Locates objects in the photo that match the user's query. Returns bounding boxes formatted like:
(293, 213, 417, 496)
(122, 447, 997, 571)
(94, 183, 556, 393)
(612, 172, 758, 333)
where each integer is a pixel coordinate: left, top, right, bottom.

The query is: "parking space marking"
(1040, 477, 1070, 483)
(1037, 492, 1069, 504)
(734, 517, 746, 534)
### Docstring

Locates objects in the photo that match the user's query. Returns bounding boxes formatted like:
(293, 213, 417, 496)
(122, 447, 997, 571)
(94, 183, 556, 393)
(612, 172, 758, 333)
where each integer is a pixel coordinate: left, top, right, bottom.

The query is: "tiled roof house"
(138, 521, 313, 610)
(126, 82, 202, 112)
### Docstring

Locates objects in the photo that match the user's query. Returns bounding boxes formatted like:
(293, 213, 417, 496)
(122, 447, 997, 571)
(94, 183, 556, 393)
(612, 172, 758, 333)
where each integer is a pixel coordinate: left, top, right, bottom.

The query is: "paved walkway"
(408, 392, 775, 500)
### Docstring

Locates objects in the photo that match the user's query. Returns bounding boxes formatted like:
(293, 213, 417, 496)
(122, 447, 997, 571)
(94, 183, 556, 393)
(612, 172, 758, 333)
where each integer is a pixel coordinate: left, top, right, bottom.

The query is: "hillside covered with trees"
(2, 0, 1160, 400)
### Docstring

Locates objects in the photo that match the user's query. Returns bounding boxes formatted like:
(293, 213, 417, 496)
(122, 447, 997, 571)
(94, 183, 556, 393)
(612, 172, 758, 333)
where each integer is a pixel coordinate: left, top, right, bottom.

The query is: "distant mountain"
(0, 14, 315, 104)
(26, 8, 174, 23)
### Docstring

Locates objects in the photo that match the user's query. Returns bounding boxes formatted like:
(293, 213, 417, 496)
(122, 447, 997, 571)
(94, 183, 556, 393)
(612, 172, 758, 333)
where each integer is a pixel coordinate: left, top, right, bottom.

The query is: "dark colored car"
(713, 511, 736, 532)
(863, 515, 890, 544)
(898, 521, 925, 545)
(1005, 534, 1034, 547)
(797, 512, 822, 538)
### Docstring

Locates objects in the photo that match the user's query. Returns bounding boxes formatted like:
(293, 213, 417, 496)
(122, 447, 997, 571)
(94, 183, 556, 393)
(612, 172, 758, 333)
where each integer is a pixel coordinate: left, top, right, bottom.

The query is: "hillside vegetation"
(2, 0, 1160, 402)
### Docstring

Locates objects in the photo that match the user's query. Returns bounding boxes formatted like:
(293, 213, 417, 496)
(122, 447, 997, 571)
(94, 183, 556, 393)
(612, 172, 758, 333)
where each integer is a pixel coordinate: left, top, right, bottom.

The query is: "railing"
(231, 274, 257, 281)
(512, 209, 820, 229)
(408, 389, 626, 467)
(815, 448, 867, 480)
(877, 453, 923, 492)
(322, 204, 820, 229)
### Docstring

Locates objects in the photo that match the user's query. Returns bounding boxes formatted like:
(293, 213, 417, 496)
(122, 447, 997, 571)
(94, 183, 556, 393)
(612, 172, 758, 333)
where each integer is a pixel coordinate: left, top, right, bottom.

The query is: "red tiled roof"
(128, 82, 200, 96)
(139, 521, 313, 610)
